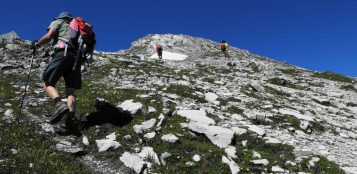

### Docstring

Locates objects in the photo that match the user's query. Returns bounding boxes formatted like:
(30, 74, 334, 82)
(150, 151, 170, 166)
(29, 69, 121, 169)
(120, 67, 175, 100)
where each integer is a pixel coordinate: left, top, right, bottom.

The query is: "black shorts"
(42, 51, 82, 89)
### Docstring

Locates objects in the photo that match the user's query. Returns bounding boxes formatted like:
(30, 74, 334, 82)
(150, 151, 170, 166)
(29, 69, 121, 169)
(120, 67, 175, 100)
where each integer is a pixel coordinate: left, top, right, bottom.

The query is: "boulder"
(188, 122, 234, 148)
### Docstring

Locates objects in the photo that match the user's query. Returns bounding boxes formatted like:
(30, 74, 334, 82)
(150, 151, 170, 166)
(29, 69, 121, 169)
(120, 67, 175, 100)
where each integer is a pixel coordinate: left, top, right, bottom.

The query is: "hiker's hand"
(86, 53, 94, 64)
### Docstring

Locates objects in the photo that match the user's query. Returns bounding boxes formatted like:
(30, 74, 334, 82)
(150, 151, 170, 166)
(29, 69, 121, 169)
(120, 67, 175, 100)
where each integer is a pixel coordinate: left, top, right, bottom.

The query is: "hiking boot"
(64, 113, 82, 135)
(49, 102, 69, 124)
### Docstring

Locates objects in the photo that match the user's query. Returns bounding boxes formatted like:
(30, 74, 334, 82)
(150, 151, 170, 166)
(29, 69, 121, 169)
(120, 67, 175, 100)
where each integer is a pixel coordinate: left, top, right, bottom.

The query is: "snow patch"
(150, 51, 187, 60)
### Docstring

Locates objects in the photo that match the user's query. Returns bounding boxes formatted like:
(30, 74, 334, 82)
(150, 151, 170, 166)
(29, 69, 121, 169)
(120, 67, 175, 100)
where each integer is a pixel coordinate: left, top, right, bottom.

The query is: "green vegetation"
(235, 133, 296, 173)
(279, 68, 300, 76)
(165, 84, 204, 102)
(225, 106, 244, 115)
(267, 77, 306, 90)
(0, 42, 6, 49)
(301, 156, 346, 174)
(312, 98, 332, 107)
(347, 102, 357, 107)
(248, 62, 260, 73)
(202, 77, 215, 84)
(313, 71, 353, 83)
(0, 75, 90, 174)
(341, 85, 357, 93)
(151, 115, 230, 174)
(265, 86, 291, 97)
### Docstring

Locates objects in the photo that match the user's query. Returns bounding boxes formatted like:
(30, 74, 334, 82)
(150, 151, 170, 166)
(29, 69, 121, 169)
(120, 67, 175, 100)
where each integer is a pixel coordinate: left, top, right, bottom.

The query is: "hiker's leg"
(65, 88, 76, 112)
(44, 85, 60, 99)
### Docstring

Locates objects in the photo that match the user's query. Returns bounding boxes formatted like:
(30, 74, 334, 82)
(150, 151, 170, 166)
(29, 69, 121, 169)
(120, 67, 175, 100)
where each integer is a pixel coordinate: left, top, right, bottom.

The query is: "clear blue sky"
(1, 0, 356, 77)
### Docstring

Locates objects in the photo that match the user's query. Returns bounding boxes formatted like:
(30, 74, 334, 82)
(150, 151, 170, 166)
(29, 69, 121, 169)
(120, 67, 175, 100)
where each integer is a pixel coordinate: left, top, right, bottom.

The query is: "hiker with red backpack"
(32, 12, 96, 134)
(156, 44, 163, 59)
(220, 40, 229, 58)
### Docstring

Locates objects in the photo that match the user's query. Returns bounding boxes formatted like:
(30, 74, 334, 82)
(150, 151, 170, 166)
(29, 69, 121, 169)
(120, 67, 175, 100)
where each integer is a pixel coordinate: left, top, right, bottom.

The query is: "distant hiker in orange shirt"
(220, 40, 229, 58)
(156, 44, 163, 59)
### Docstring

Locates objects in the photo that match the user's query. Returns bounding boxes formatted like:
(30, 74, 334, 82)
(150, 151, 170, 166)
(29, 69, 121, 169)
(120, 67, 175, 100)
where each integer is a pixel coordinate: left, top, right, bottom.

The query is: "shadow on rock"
(80, 99, 133, 129)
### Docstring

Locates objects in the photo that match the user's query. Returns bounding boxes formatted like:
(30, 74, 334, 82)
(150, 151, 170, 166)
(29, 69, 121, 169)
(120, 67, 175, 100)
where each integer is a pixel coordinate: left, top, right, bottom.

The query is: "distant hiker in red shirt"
(220, 40, 229, 58)
(156, 44, 163, 59)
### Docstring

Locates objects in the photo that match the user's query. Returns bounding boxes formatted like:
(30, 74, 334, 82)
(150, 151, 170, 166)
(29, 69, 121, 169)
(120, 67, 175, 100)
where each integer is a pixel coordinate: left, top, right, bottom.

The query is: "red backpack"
(68, 17, 96, 55)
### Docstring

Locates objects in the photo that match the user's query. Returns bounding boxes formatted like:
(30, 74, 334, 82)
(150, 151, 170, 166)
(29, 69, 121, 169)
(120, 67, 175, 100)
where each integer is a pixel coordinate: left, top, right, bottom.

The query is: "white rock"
(144, 132, 156, 139)
(188, 122, 234, 148)
(124, 135, 132, 139)
(242, 140, 247, 147)
(205, 92, 219, 103)
(186, 162, 195, 167)
(177, 109, 215, 124)
(225, 146, 237, 159)
(231, 114, 244, 121)
(300, 121, 310, 130)
(106, 133, 117, 140)
(138, 147, 161, 165)
(156, 114, 165, 128)
(252, 159, 269, 166)
(56, 141, 83, 154)
(133, 119, 156, 134)
(247, 125, 266, 136)
(252, 151, 261, 159)
(148, 107, 157, 113)
(279, 108, 314, 122)
(161, 134, 179, 143)
(10, 149, 18, 154)
(96, 133, 121, 152)
(342, 167, 357, 174)
(222, 155, 240, 174)
(120, 152, 147, 173)
(295, 148, 313, 156)
(82, 136, 89, 146)
(264, 137, 281, 144)
(272, 165, 285, 172)
(4, 103, 11, 107)
(308, 157, 320, 167)
(3, 109, 14, 123)
(193, 155, 201, 162)
(160, 152, 172, 165)
(231, 127, 247, 135)
(41, 123, 55, 133)
(118, 99, 143, 115)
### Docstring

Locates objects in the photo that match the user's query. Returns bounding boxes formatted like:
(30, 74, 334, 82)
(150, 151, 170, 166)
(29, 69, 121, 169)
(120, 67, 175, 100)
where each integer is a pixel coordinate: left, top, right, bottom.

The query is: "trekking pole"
(19, 47, 36, 122)
(73, 35, 83, 71)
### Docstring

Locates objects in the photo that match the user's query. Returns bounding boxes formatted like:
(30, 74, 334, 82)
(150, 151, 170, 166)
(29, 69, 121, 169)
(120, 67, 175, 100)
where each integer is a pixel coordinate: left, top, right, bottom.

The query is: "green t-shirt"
(48, 19, 70, 46)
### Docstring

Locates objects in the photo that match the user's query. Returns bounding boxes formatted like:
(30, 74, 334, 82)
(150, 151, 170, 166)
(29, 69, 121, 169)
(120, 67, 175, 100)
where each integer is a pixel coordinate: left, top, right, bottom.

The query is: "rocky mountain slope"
(1, 32, 357, 174)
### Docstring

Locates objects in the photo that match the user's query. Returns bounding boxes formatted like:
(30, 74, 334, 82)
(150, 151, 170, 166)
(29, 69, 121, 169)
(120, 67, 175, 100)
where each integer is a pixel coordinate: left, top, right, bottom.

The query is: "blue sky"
(1, 0, 356, 77)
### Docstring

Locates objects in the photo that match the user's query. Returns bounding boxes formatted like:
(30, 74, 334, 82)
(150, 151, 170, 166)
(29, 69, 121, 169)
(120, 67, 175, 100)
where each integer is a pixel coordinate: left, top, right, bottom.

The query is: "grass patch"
(341, 85, 357, 93)
(248, 62, 260, 73)
(166, 84, 203, 102)
(235, 133, 296, 173)
(301, 156, 345, 174)
(0, 121, 91, 174)
(0, 42, 6, 49)
(151, 115, 229, 173)
(346, 102, 357, 107)
(202, 77, 215, 84)
(267, 77, 306, 90)
(265, 86, 291, 97)
(313, 71, 353, 83)
(225, 106, 244, 115)
(0, 75, 90, 173)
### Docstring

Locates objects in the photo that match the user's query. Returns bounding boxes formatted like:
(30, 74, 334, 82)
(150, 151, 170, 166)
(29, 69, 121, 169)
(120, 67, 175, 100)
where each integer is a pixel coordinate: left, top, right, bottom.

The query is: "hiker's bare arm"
(36, 28, 56, 46)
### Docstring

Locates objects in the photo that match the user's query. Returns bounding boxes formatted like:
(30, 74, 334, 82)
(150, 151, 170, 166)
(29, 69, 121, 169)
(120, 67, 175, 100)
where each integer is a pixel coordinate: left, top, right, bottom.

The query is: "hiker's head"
(222, 40, 226, 43)
(54, 12, 73, 20)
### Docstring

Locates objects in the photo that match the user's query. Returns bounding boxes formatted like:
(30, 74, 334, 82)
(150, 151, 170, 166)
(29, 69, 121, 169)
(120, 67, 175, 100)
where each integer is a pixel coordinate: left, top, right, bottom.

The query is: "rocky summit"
(1, 32, 357, 174)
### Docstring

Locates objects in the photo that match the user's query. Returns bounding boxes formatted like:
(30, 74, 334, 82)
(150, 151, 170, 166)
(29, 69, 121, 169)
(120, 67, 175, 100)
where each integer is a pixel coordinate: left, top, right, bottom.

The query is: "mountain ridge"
(0, 31, 357, 174)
